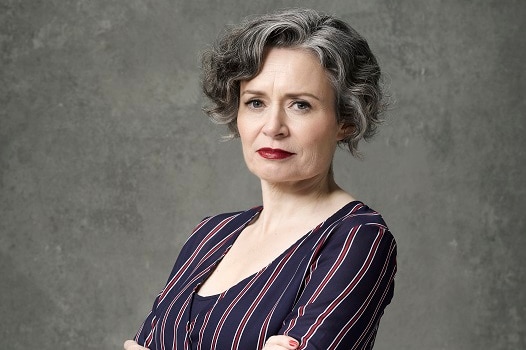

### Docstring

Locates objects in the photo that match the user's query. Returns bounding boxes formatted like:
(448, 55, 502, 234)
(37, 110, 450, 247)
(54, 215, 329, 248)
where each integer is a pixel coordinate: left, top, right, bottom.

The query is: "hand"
(123, 340, 149, 350)
(263, 335, 299, 350)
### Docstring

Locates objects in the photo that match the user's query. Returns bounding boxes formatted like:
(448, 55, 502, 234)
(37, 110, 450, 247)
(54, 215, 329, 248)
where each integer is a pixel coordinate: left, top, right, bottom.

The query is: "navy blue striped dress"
(134, 201, 397, 350)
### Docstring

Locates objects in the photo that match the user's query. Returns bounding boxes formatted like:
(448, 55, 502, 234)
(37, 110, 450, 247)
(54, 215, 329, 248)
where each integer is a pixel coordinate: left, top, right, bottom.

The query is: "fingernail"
(289, 340, 298, 347)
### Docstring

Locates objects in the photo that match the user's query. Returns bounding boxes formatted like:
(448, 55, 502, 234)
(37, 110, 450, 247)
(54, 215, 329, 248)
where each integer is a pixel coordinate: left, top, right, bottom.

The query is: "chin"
(258, 170, 315, 184)
(251, 169, 293, 183)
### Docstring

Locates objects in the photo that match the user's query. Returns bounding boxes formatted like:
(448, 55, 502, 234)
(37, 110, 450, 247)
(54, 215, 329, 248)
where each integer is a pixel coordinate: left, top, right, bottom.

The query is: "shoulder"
(338, 201, 388, 228)
(185, 206, 262, 244)
(311, 201, 397, 279)
(192, 206, 262, 233)
(323, 201, 396, 253)
(174, 206, 262, 264)
(337, 202, 392, 235)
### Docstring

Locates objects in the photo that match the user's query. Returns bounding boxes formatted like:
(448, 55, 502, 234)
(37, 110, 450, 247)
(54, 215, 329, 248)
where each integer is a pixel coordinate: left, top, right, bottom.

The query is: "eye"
(292, 101, 311, 111)
(246, 99, 264, 109)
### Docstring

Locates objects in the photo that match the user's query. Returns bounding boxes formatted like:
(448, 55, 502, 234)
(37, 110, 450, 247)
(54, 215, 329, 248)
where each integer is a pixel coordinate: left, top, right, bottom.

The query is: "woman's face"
(237, 47, 345, 185)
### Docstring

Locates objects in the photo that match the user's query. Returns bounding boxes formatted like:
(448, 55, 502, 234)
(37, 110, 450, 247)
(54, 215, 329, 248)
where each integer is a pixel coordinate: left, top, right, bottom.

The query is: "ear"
(337, 123, 354, 141)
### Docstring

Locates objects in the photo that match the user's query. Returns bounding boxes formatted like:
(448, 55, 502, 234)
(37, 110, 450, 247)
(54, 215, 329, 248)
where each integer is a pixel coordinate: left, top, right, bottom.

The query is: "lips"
(256, 148, 295, 160)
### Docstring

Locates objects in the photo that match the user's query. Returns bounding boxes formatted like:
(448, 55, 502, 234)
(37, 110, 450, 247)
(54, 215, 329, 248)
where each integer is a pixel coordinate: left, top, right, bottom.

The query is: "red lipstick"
(257, 148, 295, 160)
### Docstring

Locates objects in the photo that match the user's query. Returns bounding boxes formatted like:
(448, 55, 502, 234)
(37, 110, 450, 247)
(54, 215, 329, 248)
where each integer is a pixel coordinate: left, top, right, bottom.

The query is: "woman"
(125, 8, 396, 350)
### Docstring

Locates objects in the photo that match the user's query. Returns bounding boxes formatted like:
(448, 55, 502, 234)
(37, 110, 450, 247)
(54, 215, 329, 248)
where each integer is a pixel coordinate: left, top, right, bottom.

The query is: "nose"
(262, 106, 289, 138)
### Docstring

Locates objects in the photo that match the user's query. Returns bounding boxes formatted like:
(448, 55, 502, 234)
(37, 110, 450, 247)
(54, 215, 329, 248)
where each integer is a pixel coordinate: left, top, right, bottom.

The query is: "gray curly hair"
(201, 8, 388, 156)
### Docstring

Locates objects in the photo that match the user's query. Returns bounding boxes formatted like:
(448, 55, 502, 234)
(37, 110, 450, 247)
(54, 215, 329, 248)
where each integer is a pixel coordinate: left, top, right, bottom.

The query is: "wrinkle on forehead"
(244, 48, 332, 98)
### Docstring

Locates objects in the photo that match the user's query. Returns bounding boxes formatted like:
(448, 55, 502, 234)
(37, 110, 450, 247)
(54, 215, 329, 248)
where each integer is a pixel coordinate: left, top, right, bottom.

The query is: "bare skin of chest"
(197, 191, 355, 297)
(197, 218, 316, 296)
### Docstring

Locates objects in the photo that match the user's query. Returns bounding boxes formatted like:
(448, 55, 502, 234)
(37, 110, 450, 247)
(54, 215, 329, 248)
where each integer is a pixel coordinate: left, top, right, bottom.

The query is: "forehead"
(242, 47, 333, 93)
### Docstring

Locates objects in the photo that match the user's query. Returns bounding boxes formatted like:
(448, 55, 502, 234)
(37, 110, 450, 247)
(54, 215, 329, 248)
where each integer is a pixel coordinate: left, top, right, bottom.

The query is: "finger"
(264, 335, 299, 349)
(263, 346, 293, 350)
(124, 339, 149, 350)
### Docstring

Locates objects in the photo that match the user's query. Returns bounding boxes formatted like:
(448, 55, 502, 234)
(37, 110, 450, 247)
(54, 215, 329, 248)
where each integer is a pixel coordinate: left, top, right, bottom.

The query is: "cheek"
(304, 123, 339, 147)
(237, 115, 254, 139)
(238, 130, 253, 152)
(301, 132, 338, 164)
(237, 119, 249, 144)
(237, 123, 256, 161)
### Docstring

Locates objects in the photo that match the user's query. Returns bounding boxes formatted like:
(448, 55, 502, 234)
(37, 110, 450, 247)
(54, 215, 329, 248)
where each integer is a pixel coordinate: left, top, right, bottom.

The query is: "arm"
(130, 217, 211, 347)
(132, 293, 160, 347)
(280, 223, 397, 350)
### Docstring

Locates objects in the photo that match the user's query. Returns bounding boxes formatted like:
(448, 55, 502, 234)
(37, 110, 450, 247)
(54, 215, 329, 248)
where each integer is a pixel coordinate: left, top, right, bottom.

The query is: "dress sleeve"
(133, 217, 210, 347)
(279, 222, 397, 350)
(133, 292, 160, 346)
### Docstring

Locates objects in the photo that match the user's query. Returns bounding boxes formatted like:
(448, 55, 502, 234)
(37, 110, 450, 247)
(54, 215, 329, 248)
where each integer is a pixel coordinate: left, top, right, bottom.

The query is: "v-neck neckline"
(195, 200, 362, 298)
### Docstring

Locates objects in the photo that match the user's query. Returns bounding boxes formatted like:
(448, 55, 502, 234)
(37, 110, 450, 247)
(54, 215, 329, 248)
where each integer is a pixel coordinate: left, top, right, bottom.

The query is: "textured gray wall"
(1, 1, 525, 349)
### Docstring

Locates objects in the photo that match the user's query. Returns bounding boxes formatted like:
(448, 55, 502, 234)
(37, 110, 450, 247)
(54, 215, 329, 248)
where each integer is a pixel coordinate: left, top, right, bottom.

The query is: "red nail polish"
(289, 340, 298, 347)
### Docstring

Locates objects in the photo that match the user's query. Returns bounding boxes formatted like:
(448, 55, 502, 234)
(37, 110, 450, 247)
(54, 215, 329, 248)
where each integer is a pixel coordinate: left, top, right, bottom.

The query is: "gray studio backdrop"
(1, 1, 525, 349)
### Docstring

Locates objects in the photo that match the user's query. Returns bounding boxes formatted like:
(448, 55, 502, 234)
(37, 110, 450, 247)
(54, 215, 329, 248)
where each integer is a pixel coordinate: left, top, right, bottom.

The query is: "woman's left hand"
(123, 340, 149, 350)
(263, 335, 299, 349)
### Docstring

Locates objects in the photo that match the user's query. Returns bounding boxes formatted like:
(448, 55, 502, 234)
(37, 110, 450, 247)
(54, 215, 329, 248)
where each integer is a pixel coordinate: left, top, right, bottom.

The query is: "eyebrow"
(240, 89, 321, 101)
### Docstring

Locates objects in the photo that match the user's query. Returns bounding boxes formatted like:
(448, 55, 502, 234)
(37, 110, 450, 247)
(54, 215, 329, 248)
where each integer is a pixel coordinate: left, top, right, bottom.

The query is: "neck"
(255, 172, 350, 233)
